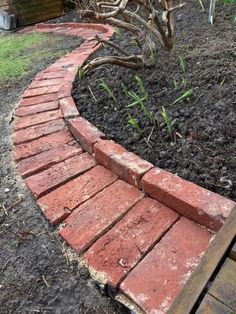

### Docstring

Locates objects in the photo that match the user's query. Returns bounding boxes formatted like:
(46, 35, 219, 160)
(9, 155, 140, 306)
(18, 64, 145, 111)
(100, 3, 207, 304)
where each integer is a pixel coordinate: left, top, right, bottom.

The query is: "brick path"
(12, 23, 235, 314)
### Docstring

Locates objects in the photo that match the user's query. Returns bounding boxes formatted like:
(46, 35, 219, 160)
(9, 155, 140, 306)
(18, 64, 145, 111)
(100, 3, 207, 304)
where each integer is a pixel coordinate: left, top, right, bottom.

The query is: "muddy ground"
(0, 32, 127, 313)
(73, 0, 236, 201)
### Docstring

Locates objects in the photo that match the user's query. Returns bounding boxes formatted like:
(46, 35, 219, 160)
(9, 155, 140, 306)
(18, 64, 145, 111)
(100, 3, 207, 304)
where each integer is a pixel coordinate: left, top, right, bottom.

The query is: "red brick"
(44, 64, 77, 73)
(13, 118, 66, 145)
(94, 140, 153, 188)
(60, 180, 144, 253)
(37, 165, 118, 225)
(84, 197, 179, 288)
(28, 79, 63, 89)
(120, 217, 213, 314)
(15, 101, 59, 117)
(142, 168, 235, 231)
(17, 144, 82, 178)
(58, 82, 73, 99)
(20, 93, 58, 107)
(13, 129, 73, 161)
(35, 71, 67, 80)
(69, 117, 105, 154)
(13, 110, 62, 131)
(60, 97, 79, 119)
(25, 153, 96, 198)
(22, 85, 61, 98)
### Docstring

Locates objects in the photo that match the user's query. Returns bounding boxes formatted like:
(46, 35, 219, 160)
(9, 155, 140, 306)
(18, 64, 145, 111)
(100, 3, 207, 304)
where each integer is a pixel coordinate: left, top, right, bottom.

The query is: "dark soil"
(0, 33, 128, 313)
(73, 0, 236, 201)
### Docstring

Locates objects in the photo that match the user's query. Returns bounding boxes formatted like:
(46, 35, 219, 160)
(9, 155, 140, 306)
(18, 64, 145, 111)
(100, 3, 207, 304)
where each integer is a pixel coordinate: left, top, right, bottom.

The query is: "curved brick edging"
(12, 23, 235, 314)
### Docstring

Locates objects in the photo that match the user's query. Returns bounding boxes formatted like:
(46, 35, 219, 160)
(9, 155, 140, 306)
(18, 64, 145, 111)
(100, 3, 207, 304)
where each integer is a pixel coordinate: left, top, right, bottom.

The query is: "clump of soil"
(73, 0, 236, 201)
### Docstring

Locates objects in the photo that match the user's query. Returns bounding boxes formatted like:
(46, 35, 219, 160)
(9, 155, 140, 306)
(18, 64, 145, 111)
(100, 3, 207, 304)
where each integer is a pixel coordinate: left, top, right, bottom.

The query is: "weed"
(99, 79, 116, 102)
(172, 89, 193, 105)
(128, 114, 143, 133)
(77, 67, 85, 81)
(161, 107, 172, 135)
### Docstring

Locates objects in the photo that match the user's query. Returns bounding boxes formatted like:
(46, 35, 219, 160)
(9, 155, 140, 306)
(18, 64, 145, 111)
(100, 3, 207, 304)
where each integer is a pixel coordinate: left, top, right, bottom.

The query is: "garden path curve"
(12, 23, 235, 314)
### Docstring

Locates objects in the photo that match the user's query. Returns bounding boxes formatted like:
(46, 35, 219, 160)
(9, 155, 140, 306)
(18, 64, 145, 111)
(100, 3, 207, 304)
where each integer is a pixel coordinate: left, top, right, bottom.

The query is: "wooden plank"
(196, 294, 234, 314)
(209, 258, 236, 311)
(168, 206, 236, 314)
(229, 242, 236, 261)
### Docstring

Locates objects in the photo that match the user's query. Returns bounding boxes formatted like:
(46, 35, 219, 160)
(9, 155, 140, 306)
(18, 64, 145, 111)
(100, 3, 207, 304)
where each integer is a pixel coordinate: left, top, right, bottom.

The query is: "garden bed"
(73, 0, 236, 201)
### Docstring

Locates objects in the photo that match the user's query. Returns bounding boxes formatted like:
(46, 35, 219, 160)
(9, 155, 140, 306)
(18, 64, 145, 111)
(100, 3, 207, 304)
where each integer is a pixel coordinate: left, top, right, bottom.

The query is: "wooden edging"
(168, 205, 236, 314)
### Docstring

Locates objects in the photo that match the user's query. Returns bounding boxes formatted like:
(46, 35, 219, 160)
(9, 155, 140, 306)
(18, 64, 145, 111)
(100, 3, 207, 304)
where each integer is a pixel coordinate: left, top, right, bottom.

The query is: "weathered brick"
(37, 165, 118, 225)
(22, 85, 61, 98)
(69, 117, 105, 154)
(13, 118, 66, 145)
(60, 180, 144, 253)
(28, 79, 63, 89)
(17, 144, 82, 178)
(84, 197, 179, 288)
(94, 140, 153, 188)
(120, 217, 213, 314)
(20, 93, 58, 107)
(25, 153, 96, 198)
(35, 71, 67, 80)
(58, 82, 73, 99)
(13, 129, 73, 161)
(15, 101, 59, 117)
(13, 110, 62, 131)
(60, 97, 79, 119)
(142, 168, 236, 231)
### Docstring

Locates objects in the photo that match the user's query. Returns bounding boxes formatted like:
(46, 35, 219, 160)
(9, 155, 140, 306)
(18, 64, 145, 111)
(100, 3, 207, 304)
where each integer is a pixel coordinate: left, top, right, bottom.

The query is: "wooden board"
(229, 243, 236, 261)
(196, 294, 234, 314)
(209, 258, 236, 311)
(1, 0, 64, 26)
(168, 206, 236, 314)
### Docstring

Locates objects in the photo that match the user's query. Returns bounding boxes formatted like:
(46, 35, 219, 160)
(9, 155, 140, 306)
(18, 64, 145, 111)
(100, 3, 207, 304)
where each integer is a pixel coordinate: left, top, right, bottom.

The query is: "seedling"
(127, 91, 156, 126)
(179, 56, 186, 73)
(173, 79, 178, 90)
(99, 79, 116, 102)
(172, 89, 193, 105)
(220, 77, 225, 86)
(135, 75, 146, 95)
(114, 27, 123, 37)
(121, 82, 129, 97)
(77, 67, 85, 81)
(128, 114, 143, 134)
(161, 107, 172, 135)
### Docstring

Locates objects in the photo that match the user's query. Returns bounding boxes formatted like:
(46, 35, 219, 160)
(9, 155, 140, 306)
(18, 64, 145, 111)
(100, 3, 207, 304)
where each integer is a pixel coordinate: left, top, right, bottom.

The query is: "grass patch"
(0, 32, 80, 84)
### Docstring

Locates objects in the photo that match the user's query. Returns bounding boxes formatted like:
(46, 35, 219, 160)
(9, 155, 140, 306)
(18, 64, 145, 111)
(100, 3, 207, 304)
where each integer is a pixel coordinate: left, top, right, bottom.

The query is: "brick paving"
(12, 23, 235, 314)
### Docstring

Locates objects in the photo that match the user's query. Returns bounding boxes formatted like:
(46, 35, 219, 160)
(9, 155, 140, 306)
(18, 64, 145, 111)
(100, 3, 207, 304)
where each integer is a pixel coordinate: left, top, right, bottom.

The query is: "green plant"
(127, 91, 156, 126)
(172, 89, 193, 105)
(222, 0, 236, 4)
(77, 67, 85, 81)
(135, 75, 146, 95)
(179, 56, 186, 73)
(114, 26, 123, 37)
(161, 107, 172, 135)
(173, 79, 178, 90)
(99, 79, 116, 102)
(128, 114, 143, 133)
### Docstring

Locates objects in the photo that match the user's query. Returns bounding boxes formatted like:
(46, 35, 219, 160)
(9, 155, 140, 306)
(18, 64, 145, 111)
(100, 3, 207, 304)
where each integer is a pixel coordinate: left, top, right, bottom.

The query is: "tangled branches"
(75, 0, 185, 71)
